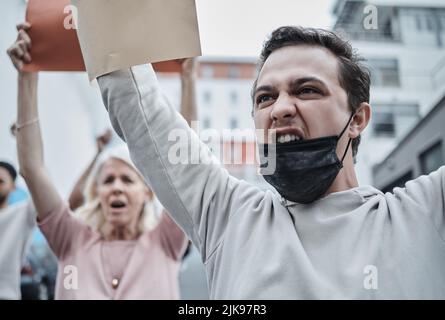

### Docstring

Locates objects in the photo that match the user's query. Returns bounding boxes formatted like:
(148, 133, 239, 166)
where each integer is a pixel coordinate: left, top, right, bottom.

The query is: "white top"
(98, 64, 445, 299)
(0, 201, 36, 299)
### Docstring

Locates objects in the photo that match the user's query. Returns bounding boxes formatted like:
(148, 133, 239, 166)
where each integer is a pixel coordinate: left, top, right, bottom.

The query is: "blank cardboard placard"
(72, 0, 202, 80)
(22, 0, 194, 74)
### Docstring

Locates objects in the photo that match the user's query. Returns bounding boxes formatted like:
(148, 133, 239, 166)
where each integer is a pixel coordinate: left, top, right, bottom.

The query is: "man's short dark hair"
(0, 161, 17, 182)
(252, 26, 371, 160)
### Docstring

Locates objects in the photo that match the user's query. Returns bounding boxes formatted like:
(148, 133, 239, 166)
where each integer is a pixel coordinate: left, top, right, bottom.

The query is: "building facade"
(158, 57, 269, 189)
(373, 93, 445, 192)
(333, 0, 445, 185)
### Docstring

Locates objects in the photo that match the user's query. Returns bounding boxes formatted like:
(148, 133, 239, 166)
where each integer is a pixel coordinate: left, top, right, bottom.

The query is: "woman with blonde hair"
(7, 23, 196, 299)
(73, 144, 162, 237)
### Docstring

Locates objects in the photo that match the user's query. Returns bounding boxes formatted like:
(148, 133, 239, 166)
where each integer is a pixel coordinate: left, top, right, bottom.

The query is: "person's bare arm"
(180, 58, 198, 127)
(8, 23, 63, 221)
(68, 129, 112, 210)
(67, 152, 99, 211)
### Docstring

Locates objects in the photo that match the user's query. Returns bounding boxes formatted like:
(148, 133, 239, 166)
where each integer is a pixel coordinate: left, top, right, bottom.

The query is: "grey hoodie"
(97, 64, 445, 299)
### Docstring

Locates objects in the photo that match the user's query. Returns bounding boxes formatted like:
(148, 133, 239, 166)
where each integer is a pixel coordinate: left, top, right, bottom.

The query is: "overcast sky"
(196, 0, 335, 57)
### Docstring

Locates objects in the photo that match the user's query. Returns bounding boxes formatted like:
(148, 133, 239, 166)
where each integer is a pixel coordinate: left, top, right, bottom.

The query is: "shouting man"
(95, 26, 445, 299)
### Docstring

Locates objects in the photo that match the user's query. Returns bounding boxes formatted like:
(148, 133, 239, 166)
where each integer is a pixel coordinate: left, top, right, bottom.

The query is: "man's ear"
(349, 102, 371, 139)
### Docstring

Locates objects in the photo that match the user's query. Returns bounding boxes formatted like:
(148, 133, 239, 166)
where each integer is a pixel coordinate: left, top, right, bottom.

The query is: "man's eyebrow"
(290, 77, 327, 88)
(253, 85, 275, 97)
(254, 77, 328, 97)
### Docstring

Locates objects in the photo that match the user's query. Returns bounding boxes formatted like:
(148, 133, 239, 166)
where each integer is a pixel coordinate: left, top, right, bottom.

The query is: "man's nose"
(270, 93, 297, 122)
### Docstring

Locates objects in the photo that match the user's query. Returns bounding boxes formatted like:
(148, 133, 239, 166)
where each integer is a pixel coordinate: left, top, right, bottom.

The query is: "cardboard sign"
(72, 0, 202, 80)
(23, 0, 85, 72)
(23, 0, 200, 75)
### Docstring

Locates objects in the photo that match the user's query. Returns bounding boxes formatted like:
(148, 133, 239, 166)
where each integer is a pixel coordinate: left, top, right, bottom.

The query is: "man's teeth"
(277, 134, 300, 143)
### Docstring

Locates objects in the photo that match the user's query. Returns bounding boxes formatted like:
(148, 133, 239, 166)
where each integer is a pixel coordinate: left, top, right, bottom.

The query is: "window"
(415, 12, 436, 32)
(230, 117, 238, 129)
(382, 20, 392, 39)
(425, 16, 433, 31)
(371, 104, 419, 138)
(381, 171, 413, 193)
(201, 66, 214, 78)
(367, 58, 400, 87)
(203, 91, 212, 104)
(420, 141, 443, 175)
(440, 16, 445, 30)
(230, 91, 238, 106)
(203, 117, 211, 129)
(416, 15, 423, 31)
(372, 111, 395, 136)
(228, 65, 240, 78)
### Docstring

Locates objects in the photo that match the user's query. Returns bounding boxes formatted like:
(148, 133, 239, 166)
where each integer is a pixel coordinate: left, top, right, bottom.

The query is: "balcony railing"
(334, 23, 401, 42)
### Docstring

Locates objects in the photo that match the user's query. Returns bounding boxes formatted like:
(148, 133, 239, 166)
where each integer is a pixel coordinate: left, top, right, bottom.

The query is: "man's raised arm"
(97, 64, 262, 261)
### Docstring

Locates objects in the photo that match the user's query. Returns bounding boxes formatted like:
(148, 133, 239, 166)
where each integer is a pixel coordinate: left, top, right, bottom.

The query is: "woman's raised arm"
(7, 23, 63, 221)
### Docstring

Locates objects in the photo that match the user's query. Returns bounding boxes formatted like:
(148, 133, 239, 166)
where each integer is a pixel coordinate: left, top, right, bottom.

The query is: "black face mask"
(259, 114, 354, 204)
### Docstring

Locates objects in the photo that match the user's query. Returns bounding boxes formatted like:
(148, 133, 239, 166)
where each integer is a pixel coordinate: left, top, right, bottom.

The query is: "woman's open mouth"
(109, 199, 128, 213)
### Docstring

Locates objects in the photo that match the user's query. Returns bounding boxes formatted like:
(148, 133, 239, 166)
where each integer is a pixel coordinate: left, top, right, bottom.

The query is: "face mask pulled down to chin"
(259, 114, 354, 204)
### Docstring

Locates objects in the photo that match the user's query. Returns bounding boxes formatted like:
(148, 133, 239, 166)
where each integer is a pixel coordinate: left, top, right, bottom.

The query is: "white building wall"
(198, 79, 255, 133)
(158, 74, 256, 137)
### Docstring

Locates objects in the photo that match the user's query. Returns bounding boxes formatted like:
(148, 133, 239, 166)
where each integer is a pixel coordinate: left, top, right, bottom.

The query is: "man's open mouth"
(277, 133, 302, 143)
(274, 127, 305, 143)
